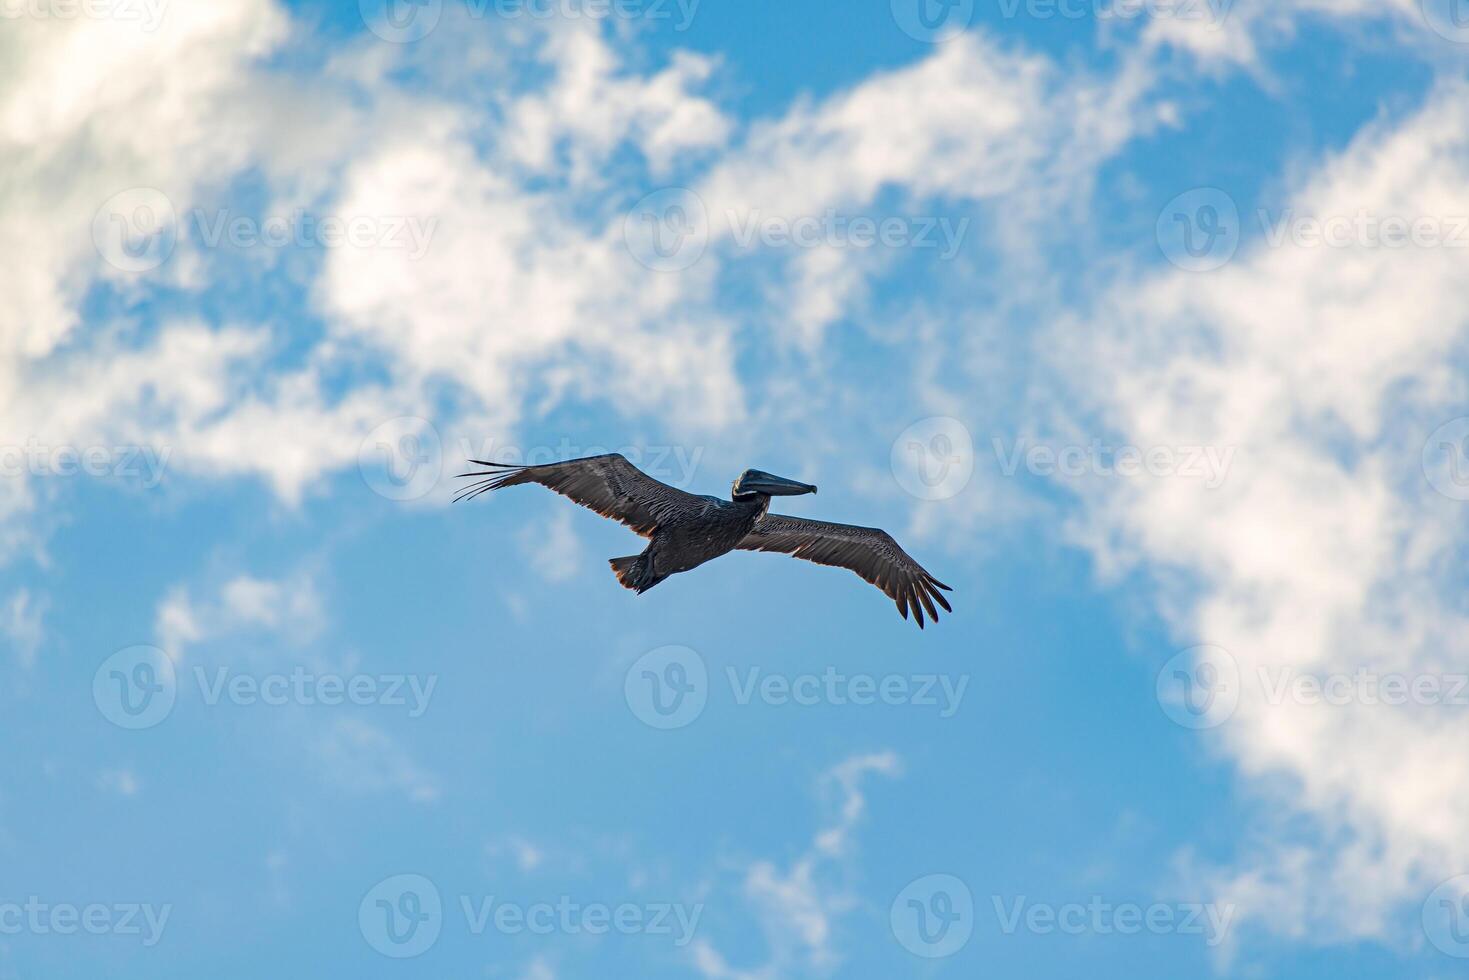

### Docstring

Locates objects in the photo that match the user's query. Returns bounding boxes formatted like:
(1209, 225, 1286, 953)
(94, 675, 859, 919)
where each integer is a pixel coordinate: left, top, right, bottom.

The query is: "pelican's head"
(732, 469, 818, 500)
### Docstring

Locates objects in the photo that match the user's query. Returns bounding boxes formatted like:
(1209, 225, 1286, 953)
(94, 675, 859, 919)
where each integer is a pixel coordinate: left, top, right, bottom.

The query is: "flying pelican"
(455, 453, 953, 627)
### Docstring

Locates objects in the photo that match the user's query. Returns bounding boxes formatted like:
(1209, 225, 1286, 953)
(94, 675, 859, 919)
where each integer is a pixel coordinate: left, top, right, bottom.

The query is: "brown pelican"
(455, 453, 953, 627)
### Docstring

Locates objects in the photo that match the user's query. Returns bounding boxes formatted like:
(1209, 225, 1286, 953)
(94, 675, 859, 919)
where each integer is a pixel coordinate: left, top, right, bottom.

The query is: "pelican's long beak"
(739, 471, 818, 496)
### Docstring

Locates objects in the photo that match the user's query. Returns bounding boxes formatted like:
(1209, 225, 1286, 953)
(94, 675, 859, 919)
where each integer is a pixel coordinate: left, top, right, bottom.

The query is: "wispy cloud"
(0, 588, 46, 668)
(156, 572, 324, 661)
(519, 508, 586, 584)
(96, 768, 140, 797)
(691, 752, 900, 980)
(1058, 81, 1469, 945)
(313, 717, 439, 804)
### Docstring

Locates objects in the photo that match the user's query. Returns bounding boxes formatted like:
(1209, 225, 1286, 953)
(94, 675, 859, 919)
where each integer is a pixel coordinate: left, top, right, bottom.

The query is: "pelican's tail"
(609, 554, 663, 594)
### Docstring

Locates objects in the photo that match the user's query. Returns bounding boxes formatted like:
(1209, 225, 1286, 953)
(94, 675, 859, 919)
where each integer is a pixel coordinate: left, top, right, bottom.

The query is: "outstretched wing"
(454, 453, 707, 537)
(738, 514, 953, 628)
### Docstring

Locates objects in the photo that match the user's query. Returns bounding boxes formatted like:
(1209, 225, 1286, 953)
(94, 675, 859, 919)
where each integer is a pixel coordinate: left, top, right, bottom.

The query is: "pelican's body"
(456, 453, 953, 627)
(621, 492, 767, 589)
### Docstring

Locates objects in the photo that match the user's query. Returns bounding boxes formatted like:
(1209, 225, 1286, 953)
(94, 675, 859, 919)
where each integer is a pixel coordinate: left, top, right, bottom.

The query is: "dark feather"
(737, 514, 953, 627)
(454, 453, 705, 538)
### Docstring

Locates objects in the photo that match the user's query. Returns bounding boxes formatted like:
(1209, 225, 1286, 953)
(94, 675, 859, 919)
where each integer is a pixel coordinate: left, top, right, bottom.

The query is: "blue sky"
(6, 0, 1469, 978)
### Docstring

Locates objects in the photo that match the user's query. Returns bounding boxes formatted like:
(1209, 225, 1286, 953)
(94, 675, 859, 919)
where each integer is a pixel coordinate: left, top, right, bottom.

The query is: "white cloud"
(0, 1, 287, 358)
(492, 835, 547, 873)
(694, 34, 1156, 345)
(691, 752, 900, 980)
(313, 717, 439, 804)
(519, 508, 585, 584)
(151, 567, 436, 805)
(17, 3, 1468, 962)
(517, 956, 557, 980)
(97, 768, 140, 797)
(0, 4, 1168, 535)
(505, 30, 731, 180)
(0, 3, 748, 517)
(156, 572, 323, 660)
(1141, 0, 1425, 66)
(0, 588, 46, 668)
(1059, 82, 1469, 946)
